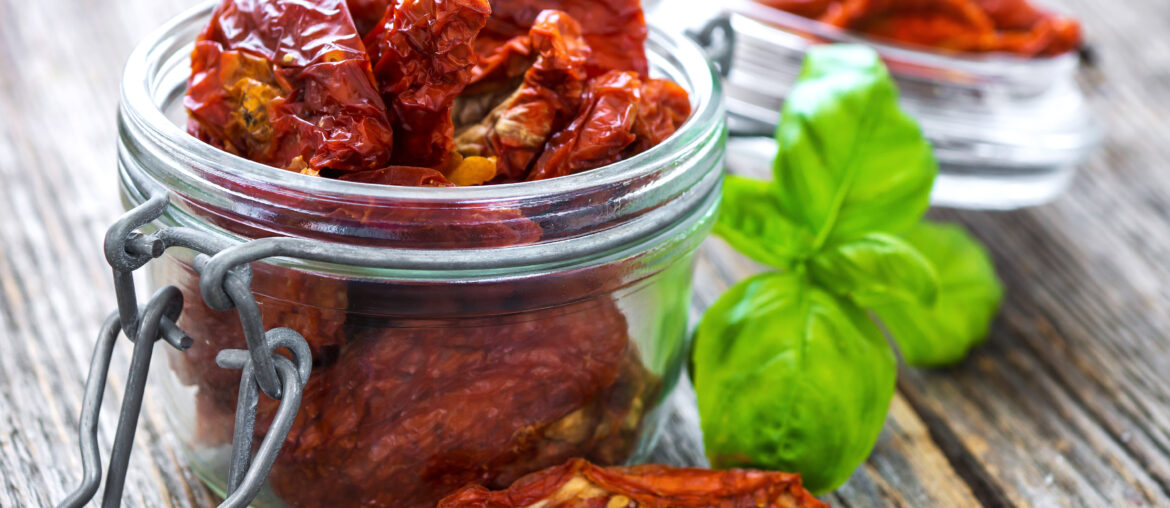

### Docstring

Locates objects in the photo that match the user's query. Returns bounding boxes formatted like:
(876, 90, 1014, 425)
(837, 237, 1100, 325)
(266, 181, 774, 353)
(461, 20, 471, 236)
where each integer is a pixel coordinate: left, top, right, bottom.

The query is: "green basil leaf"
(872, 222, 1004, 367)
(773, 45, 937, 247)
(714, 175, 813, 268)
(693, 272, 896, 493)
(809, 232, 938, 307)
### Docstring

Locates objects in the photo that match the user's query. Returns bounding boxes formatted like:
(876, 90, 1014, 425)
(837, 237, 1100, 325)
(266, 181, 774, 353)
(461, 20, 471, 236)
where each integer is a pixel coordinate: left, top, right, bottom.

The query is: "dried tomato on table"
(185, 0, 394, 173)
(759, 0, 1082, 56)
(438, 458, 827, 508)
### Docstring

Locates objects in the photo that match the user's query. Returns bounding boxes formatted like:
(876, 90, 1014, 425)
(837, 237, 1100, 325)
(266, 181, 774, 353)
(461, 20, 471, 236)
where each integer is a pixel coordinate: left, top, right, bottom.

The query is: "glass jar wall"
(117, 3, 725, 507)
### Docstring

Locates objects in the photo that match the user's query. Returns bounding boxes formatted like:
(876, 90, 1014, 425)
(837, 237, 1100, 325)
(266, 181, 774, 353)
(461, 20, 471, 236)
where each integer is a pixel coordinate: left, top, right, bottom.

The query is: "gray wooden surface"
(1, 0, 1168, 506)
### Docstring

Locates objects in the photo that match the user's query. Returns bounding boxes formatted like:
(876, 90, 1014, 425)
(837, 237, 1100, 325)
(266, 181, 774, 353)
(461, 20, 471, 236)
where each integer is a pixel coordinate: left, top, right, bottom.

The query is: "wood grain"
(1, 0, 1168, 506)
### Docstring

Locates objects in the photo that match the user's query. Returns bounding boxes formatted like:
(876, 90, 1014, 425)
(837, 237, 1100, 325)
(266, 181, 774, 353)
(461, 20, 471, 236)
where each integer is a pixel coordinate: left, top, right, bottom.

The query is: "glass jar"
(117, 3, 725, 507)
(655, 0, 1101, 210)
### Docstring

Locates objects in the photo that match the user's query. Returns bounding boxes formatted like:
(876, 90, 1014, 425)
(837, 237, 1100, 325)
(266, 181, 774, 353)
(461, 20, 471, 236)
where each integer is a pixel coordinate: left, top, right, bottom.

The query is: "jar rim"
(120, 0, 723, 204)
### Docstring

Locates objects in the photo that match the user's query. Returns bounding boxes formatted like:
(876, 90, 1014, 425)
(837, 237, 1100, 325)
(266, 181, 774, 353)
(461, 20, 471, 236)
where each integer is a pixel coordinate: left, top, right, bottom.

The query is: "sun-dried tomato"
(455, 10, 590, 182)
(629, 79, 692, 155)
(476, 0, 648, 83)
(977, 0, 1081, 56)
(438, 458, 827, 508)
(365, 0, 491, 170)
(761, 0, 1081, 56)
(527, 70, 641, 181)
(167, 260, 349, 408)
(192, 296, 655, 508)
(820, 0, 996, 52)
(186, 0, 395, 173)
(346, 0, 389, 36)
(338, 165, 455, 186)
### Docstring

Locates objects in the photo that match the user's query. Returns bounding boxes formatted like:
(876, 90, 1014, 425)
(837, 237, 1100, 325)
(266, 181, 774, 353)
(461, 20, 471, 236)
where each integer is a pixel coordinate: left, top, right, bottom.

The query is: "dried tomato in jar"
(185, 0, 395, 173)
(758, 0, 1082, 56)
(365, 0, 492, 169)
(455, 10, 591, 182)
(475, 0, 650, 83)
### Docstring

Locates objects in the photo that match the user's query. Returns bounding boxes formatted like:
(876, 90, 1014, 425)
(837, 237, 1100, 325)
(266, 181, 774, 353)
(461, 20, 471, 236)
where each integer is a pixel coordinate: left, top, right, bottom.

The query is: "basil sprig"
(693, 45, 1003, 494)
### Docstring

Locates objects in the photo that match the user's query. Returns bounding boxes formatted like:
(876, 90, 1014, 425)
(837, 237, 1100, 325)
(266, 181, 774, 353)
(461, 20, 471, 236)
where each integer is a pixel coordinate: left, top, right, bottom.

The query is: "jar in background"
(655, 0, 1101, 210)
(117, 3, 725, 507)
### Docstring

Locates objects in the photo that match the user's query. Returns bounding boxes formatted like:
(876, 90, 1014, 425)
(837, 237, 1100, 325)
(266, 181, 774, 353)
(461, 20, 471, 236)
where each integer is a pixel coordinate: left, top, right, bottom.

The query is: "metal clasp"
(58, 184, 313, 508)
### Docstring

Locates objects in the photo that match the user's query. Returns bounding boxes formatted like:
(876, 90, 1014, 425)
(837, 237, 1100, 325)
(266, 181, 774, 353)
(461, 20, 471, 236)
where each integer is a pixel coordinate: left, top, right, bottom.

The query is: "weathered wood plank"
(0, 0, 213, 506)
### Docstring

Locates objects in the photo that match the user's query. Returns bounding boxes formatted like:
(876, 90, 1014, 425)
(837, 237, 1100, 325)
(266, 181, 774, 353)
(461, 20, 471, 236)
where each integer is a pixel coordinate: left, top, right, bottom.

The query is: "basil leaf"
(693, 272, 896, 493)
(773, 45, 937, 247)
(809, 232, 938, 307)
(714, 175, 812, 268)
(872, 222, 1004, 367)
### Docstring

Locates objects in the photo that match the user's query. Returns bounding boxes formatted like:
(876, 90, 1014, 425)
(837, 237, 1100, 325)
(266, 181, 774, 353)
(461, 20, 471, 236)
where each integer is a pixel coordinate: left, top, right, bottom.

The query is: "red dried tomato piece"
(629, 78, 692, 154)
(455, 10, 591, 182)
(438, 458, 827, 508)
(763, 0, 1080, 56)
(346, 0, 389, 36)
(527, 70, 642, 181)
(339, 165, 455, 186)
(252, 297, 652, 508)
(476, 0, 648, 82)
(820, 0, 997, 52)
(168, 260, 349, 419)
(365, 0, 491, 169)
(974, 0, 1080, 56)
(185, 0, 394, 173)
(468, 33, 537, 93)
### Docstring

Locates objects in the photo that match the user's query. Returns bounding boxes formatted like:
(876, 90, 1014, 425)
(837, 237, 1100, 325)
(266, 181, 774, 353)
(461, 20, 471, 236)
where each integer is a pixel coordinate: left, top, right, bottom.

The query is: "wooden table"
(2, 0, 1167, 506)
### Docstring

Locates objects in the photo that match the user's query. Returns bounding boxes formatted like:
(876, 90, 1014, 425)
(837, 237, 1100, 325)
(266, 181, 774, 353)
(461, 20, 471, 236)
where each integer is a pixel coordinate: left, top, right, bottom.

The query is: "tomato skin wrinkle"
(527, 70, 641, 181)
(476, 0, 649, 81)
(454, 10, 590, 182)
(365, 0, 491, 169)
(185, 0, 395, 173)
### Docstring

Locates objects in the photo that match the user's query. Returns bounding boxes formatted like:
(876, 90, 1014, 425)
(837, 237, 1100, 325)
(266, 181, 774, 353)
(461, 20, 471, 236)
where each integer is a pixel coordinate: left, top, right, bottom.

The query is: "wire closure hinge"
(58, 185, 314, 508)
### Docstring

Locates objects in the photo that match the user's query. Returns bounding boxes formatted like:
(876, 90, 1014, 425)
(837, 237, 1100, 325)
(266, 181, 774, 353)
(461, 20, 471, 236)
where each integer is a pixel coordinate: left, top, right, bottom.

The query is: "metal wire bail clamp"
(59, 183, 314, 508)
